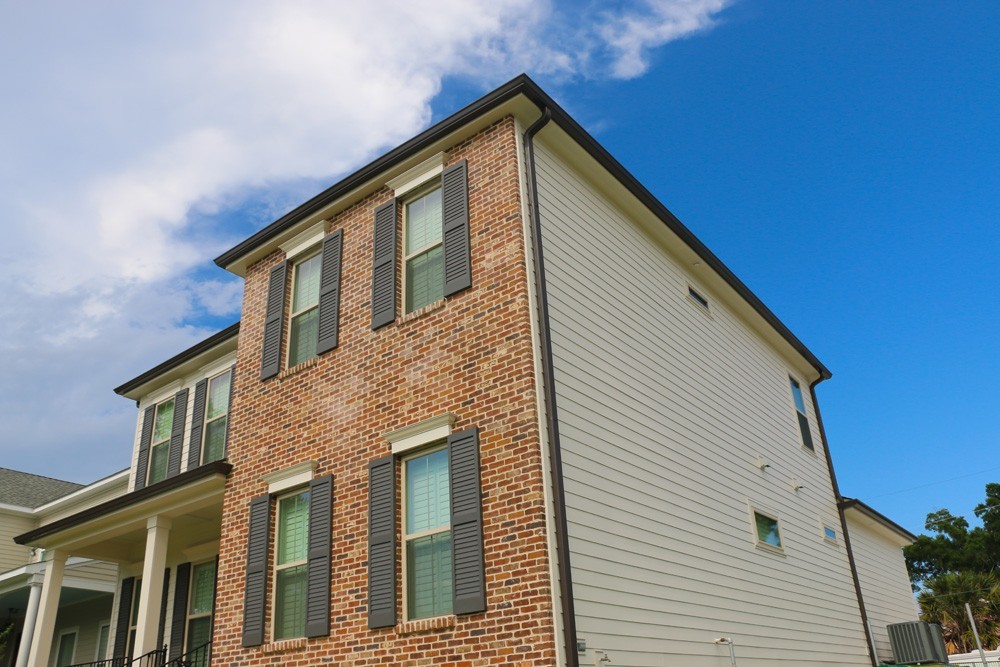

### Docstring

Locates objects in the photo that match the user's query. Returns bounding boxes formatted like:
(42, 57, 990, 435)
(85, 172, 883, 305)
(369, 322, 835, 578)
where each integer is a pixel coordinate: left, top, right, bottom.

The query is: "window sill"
(399, 298, 446, 325)
(277, 356, 320, 381)
(395, 614, 456, 635)
(259, 637, 307, 654)
(755, 543, 786, 557)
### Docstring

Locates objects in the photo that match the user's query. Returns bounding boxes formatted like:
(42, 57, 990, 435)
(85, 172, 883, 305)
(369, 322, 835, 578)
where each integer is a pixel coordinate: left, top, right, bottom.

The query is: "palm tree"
(918, 571, 1000, 653)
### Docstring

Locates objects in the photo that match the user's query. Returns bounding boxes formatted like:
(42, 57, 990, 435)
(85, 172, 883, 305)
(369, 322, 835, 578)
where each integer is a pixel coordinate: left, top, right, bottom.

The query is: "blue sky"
(1, 1, 996, 536)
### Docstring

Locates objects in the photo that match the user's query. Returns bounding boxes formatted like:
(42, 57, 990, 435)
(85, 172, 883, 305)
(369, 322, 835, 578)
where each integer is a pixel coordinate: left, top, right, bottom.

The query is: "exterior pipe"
(811, 379, 879, 667)
(523, 106, 580, 667)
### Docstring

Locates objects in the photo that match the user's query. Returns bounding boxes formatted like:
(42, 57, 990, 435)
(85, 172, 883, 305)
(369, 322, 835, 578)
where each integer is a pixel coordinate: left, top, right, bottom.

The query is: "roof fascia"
(840, 498, 918, 545)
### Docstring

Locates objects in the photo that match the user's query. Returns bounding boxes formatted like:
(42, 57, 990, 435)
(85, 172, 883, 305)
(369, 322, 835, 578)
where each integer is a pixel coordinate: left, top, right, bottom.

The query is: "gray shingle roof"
(0, 468, 83, 509)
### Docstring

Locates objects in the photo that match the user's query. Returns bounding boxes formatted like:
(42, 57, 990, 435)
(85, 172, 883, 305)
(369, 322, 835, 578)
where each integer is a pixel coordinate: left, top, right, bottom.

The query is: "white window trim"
(402, 183, 445, 314)
(285, 248, 323, 368)
(822, 523, 838, 544)
(387, 152, 446, 197)
(185, 559, 216, 652)
(401, 443, 451, 622)
(385, 413, 455, 455)
(263, 461, 317, 495)
(749, 504, 785, 555)
(271, 489, 309, 642)
(279, 221, 327, 260)
(55, 627, 79, 666)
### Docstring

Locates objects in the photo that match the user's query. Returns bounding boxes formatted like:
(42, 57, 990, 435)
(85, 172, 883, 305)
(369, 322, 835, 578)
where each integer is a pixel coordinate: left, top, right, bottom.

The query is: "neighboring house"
(13, 74, 918, 667)
(841, 498, 921, 664)
(0, 468, 127, 667)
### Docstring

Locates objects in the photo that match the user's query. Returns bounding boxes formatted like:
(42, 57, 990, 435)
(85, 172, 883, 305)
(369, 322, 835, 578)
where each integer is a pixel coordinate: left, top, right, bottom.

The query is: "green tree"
(917, 571, 1000, 653)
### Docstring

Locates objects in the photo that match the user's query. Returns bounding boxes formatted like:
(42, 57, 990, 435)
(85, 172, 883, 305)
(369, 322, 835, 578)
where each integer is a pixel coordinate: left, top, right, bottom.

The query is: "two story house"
(15, 74, 916, 667)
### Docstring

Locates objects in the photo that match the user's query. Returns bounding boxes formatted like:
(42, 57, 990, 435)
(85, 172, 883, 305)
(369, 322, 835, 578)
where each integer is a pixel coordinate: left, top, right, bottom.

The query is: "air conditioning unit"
(887, 621, 949, 664)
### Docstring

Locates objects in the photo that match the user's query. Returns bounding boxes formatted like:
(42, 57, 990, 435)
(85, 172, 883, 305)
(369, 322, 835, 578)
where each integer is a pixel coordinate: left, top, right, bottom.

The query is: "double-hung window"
(789, 377, 814, 451)
(403, 446, 453, 619)
(201, 371, 231, 464)
(185, 560, 216, 664)
(148, 400, 174, 485)
(288, 252, 322, 367)
(273, 489, 310, 640)
(404, 187, 444, 313)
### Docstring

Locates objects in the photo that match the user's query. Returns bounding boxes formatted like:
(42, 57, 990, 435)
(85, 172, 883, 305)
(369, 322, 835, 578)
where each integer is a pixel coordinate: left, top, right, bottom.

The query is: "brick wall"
(211, 116, 558, 666)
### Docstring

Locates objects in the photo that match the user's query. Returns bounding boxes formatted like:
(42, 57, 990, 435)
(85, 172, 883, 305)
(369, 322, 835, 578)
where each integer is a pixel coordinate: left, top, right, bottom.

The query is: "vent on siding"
(688, 286, 709, 311)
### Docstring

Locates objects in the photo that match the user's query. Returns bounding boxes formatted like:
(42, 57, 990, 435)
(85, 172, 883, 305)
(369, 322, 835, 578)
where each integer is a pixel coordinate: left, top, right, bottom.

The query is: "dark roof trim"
(14, 461, 232, 545)
(214, 73, 830, 379)
(114, 322, 240, 396)
(840, 497, 918, 542)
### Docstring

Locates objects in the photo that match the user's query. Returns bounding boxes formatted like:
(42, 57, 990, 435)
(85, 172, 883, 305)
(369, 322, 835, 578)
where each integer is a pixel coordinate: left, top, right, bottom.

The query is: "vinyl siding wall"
(49, 594, 114, 667)
(0, 512, 35, 570)
(533, 136, 871, 666)
(846, 515, 919, 662)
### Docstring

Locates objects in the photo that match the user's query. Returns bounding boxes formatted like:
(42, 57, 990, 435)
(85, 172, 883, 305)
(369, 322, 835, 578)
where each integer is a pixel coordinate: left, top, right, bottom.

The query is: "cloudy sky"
(1, 1, 997, 534)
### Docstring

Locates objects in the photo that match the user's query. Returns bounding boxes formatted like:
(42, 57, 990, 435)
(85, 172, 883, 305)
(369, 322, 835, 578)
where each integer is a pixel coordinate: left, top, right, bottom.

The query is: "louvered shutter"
(260, 262, 288, 380)
(242, 495, 270, 647)
(442, 160, 472, 296)
(449, 428, 486, 615)
(156, 568, 171, 649)
(113, 577, 135, 658)
(166, 389, 188, 479)
(367, 456, 396, 628)
(305, 475, 333, 637)
(315, 230, 343, 354)
(187, 380, 208, 470)
(169, 563, 191, 660)
(135, 407, 155, 490)
(370, 200, 397, 330)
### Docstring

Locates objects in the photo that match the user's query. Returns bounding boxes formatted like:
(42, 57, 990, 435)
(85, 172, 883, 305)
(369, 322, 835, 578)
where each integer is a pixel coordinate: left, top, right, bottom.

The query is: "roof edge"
(840, 497, 918, 543)
(114, 322, 240, 397)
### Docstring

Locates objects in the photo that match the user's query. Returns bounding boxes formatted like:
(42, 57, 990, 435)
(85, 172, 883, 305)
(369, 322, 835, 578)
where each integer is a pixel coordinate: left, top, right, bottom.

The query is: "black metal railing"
(66, 658, 128, 667)
(163, 641, 211, 667)
(131, 648, 167, 667)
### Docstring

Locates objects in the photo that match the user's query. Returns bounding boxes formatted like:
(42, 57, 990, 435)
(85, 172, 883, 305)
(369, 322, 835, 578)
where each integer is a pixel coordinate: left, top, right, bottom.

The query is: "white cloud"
(0, 0, 728, 481)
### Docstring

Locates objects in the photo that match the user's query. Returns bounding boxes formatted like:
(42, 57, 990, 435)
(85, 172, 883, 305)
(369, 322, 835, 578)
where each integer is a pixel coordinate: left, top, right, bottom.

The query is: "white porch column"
(133, 515, 171, 657)
(26, 550, 66, 667)
(14, 573, 44, 667)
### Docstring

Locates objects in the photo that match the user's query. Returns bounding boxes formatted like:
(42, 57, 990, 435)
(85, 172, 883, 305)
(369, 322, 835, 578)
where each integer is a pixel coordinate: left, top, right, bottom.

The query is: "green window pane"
(405, 245, 444, 312)
(406, 448, 450, 534)
(288, 307, 318, 366)
(277, 492, 310, 565)
(274, 565, 307, 639)
(148, 443, 169, 485)
(97, 625, 110, 661)
(406, 532, 453, 619)
(292, 253, 322, 313)
(185, 617, 211, 666)
(405, 188, 442, 254)
(153, 399, 174, 443)
(203, 418, 227, 463)
(206, 372, 231, 420)
(755, 512, 782, 548)
(55, 632, 76, 667)
(189, 561, 216, 615)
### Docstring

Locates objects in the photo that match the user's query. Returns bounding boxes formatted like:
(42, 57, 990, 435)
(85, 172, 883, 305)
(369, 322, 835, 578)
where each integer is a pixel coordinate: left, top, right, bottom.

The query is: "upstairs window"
(789, 377, 814, 451)
(273, 489, 310, 640)
(753, 510, 783, 552)
(404, 186, 444, 313)
(202, 371, 231, 464)
(403, 445, 453, 619)
(288, 251, 322, 367)
(148, 399, 175, 485)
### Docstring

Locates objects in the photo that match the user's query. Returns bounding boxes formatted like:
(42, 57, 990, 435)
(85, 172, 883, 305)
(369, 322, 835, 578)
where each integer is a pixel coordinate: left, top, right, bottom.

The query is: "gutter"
(523, 107, 579, 667)
(811, 379, 878, 667)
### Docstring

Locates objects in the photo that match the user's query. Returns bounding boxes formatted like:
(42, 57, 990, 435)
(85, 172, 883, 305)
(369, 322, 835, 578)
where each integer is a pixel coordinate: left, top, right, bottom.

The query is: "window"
(404, 186, 444, 313)
(688, 286, 709, 310)
(288, 251, 322, 367)
(186, 560, 216, 664)
(753, 510, 783, 552)
(148, 399, 174, 485)
(402, 445, 453, 619)
(823, 525, 837, 543)
(201, 370, 231, 464)
(273, 490, 310, 640)
(789, 377, 815, 451)
(96, 623, 110, 661)
(128, 578, 142, 657)
(55, 629, 77, 667)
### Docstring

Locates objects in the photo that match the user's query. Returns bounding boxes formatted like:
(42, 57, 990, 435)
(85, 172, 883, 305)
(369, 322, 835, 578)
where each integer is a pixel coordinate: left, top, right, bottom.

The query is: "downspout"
(811, 378, 879, 667)
(523, 107, 580, 667)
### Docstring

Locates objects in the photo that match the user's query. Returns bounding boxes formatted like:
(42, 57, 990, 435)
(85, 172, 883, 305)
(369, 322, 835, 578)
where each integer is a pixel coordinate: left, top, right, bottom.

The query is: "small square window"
(753, 510, 783, 552)
(823, 525, 837, 543)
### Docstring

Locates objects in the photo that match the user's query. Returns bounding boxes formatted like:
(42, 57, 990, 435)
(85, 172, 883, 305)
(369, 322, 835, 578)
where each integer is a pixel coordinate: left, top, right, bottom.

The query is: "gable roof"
(212, 74, 831, 380)
(0, 467, 84, 509)
(840, 497, 918, 543)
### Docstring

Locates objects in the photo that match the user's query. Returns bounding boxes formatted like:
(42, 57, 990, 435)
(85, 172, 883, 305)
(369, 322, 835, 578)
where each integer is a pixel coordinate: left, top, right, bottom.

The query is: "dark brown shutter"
(134, 407, 155, 490)
(370, 200, 397, 330)
(156, 568, 171, 649)
(449, 427, 486, 615)
(442, 160, 472, 296)
(260, 261, 288, 380)
(316, 230, 344, 355)
(305, 475, 333, 637)
(242, 494, 270, 647)
(187, 380, 208, 470)
(798, 412, 814, 451)
(222, 365, 235, 458)
(168, 562, 191, 660)
(113, 577, 135, 658)
(367, 456, 396, 628)
(166, 389, 188, 479)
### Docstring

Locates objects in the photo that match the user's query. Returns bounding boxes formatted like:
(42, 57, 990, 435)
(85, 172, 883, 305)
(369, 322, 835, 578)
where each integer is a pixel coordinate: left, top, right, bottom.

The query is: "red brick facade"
(211, 117, 559, 666)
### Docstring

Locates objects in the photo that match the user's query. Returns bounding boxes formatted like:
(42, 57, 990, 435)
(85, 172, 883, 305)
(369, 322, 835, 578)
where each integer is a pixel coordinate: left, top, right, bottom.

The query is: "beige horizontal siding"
(0, 512, 35, 571)
(535, 136, 871, 667)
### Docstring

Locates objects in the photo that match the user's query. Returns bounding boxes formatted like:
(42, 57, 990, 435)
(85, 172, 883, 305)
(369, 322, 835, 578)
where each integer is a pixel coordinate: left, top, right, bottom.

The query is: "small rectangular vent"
(688, 287, 709, 310)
